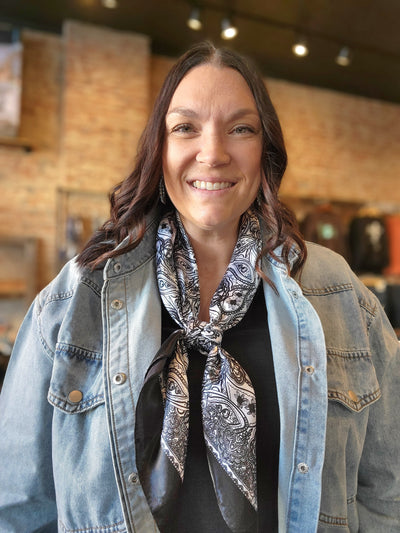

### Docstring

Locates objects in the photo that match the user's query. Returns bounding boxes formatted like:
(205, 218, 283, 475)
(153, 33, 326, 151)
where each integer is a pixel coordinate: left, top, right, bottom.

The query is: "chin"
(196, 210, 229, 224)
(193, 213, 241, 233)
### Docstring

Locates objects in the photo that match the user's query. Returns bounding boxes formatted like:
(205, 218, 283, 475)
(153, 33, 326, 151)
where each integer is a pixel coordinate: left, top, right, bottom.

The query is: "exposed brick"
(61, 20, 150, 190)
(0, 30, 399, 303)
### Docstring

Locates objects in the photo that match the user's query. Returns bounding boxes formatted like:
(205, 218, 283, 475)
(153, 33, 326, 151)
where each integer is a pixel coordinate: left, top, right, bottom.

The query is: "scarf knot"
(183, 320, 223, 354)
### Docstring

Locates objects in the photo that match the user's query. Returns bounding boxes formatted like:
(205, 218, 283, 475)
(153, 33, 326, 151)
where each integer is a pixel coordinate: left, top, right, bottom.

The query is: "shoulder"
(34, 259, 105, 357)
(300, 242, 377, 304)
(301, 241, 356, 286)
(37, 258, 103, 311)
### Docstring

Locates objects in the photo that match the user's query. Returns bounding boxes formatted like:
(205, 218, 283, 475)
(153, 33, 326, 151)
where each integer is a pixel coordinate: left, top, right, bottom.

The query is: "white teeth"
(192, 180, 232, 190)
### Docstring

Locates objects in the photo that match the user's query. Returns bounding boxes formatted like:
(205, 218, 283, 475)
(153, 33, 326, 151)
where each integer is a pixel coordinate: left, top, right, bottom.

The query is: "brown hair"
(77, 41, 306, 275)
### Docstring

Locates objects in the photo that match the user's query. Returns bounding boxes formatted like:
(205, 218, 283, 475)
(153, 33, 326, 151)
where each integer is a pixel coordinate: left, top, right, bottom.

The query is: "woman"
(0, 42, 399, 533)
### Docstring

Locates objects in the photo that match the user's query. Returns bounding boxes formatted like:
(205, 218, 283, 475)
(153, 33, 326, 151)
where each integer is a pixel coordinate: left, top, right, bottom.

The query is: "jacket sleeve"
(0, 297, 58, 532)
(357, 295, 400, 530)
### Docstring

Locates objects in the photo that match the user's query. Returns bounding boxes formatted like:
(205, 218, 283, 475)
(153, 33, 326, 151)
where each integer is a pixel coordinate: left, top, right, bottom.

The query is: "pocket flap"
(327, 350, 381, 412)
(48, 343, 104, 414)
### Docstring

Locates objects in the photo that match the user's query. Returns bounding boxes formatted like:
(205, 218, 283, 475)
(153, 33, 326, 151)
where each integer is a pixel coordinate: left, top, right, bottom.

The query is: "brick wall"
(0, 22, 150, 294)
(0, 24, 399, 296)
(61, 21, 150, 190)
(269, 79, 400, 204)
(0, 30, 62, 292)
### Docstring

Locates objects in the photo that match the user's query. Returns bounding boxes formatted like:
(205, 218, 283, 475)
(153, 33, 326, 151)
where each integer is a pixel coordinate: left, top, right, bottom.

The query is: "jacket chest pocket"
(47, 342, 104, 413)
(327, 349, 381, 412)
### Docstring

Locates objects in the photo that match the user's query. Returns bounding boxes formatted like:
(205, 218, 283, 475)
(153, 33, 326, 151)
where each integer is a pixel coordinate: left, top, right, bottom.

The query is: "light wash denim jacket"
(1, 210, 399, 533)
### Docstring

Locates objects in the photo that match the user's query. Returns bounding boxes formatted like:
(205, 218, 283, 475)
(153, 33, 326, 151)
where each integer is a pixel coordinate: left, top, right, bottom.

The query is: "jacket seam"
(328, 388, 381, 411)
(105, 276, 135, 528)
(359, 298, 377, 318)
(327, 348, 371, 359)
(302, 283, 353, 296)
(38, 331, 55, 362)
(118, 277, 137, 526)
(318, 512, 348, 526)
(58, 518, 126, 532)
(81, 276, 103, 297)
(36, 275, 102, 363)
(36, 290, 75, 361)
(56, 342, 103, 361)
(284, 283, 302, 532)
(42, 290, 75, 305)
(35, 298, 57, 362)
(48, 391, 104, 413)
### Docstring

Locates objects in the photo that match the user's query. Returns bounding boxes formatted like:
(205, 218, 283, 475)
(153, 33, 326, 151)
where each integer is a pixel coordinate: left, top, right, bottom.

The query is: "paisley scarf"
(135, 209, 262, 532)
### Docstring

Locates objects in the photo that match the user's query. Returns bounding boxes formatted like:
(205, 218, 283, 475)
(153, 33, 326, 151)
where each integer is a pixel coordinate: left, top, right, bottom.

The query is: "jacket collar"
(103, 205, 161, 280)
(259, 216, 300, 275)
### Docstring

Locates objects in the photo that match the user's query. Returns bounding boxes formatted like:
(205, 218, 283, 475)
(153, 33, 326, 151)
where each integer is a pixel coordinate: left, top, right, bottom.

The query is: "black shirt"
(162, 285, 279, 532)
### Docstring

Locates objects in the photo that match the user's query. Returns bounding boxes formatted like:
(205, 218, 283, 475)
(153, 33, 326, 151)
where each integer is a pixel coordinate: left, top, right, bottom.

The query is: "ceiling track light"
(221, 16, 238, 40)
(335, 46, 352, 66)
(187, 7, 203, 31)
(101, 0, 118, 8)
(292, 36, 309, 57)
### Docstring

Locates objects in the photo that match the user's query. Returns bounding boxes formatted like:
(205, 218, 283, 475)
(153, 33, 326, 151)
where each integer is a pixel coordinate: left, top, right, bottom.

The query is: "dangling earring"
(256, 187, 263, 208)
(159, 175, 166, 205)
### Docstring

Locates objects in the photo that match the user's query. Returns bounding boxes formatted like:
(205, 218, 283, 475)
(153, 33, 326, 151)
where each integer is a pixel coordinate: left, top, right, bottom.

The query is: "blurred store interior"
(0, 0, 400, 384)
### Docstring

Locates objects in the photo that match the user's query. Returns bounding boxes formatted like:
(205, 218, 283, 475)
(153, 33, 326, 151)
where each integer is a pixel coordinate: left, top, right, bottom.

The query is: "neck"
(184, 224, 239, 322)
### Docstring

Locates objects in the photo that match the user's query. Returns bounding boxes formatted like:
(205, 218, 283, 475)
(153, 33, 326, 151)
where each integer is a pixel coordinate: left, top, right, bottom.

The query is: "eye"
(170, 123, 196, 135)
(230, 124, 256, 135)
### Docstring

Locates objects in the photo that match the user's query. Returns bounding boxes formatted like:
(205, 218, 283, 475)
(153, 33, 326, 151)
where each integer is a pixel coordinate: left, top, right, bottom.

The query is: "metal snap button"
(113, 372, 127, 385)
(128, 472, 139, 484)
(304, 366, 315, 375)
(297, 462, 309, 474)
(68, 390, 83, 403)
(111, 299, 124, 310)
(348, 390, 358, 403)
(113, 262, 121, 273)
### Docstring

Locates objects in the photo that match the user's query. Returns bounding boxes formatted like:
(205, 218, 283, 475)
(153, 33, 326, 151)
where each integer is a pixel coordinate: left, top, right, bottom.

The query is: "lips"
(191, 180, 234, 190)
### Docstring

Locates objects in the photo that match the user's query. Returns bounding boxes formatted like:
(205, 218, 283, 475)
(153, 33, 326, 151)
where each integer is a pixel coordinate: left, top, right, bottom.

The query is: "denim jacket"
(1, 210, 399, 533)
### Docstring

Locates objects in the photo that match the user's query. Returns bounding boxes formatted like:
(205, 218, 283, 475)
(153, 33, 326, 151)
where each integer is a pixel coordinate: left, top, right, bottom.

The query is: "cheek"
(162, 151, 187, 206)
(163, 144, 189, 182)
(237, 142, 262, 177)
(162, 144, 173, 175)
(246, 161, 262, 191)
(162, 146, 177, 193)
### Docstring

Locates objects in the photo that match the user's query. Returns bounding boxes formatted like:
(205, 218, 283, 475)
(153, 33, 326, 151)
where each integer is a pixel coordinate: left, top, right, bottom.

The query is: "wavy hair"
(77, 41, 306, 276)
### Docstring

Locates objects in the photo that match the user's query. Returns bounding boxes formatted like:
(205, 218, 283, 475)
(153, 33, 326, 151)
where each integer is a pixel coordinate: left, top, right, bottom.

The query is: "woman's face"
(162, 64, 263, 239)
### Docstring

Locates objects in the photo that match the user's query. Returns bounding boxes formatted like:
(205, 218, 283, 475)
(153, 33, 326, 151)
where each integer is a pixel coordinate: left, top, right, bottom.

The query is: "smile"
(192, 180, 233, 191)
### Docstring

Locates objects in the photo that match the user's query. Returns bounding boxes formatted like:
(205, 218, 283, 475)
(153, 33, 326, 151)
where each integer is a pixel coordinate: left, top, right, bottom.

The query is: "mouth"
(191, 180, 234, 191)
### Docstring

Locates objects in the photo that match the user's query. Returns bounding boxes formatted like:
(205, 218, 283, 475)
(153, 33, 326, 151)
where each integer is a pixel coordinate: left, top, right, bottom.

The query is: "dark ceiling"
(1, 0, 400, 104)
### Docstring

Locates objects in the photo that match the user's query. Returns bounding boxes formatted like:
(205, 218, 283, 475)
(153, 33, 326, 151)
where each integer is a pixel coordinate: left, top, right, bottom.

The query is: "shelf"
(0, 136, 35, 152)
(0, 237, 38, 305)
(0, 279, 27, 297)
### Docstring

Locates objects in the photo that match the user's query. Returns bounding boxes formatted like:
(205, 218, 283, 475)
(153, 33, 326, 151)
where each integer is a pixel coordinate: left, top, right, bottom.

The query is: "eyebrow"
(166, 107, 260, 121)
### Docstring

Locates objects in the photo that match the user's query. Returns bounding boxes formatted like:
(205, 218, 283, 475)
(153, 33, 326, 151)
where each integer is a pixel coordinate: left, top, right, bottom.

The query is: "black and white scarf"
(135, 209, 262, 532)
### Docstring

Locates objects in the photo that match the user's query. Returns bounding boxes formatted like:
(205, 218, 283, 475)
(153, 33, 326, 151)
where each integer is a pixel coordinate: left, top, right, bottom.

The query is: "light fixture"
(292, 37, 309, 57)
(187, 7, 203, 31)
(335, 46, 352, 66)
(221, 17, 238, 40)
(101, 0, 118, 8)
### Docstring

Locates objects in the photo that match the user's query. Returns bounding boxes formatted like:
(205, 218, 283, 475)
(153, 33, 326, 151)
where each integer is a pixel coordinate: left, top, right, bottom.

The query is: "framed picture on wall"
(0, 42, 23, 137)
(56, 188, 109, 270)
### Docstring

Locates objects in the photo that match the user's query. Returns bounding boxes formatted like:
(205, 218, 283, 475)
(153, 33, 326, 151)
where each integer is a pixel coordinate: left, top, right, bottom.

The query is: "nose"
(196, 132, 231, 167)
